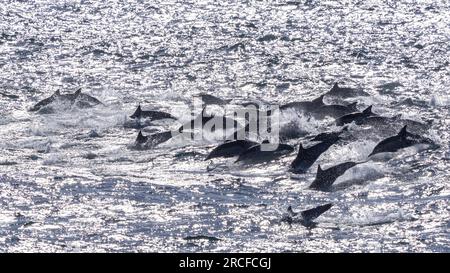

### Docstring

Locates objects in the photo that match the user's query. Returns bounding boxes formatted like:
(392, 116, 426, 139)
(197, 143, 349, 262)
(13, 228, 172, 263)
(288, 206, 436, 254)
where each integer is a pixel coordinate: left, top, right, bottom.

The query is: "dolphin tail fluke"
(301, 203, 333, 222)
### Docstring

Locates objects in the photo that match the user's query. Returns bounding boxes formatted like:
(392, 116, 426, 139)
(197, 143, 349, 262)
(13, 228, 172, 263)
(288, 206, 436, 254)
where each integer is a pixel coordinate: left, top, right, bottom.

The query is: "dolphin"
(325, 83, 369, 98)
(199, 93, 232, 106)
(335, 105, 376, 126)
(307, 126, 348, 142)
(309, 102, 358, 119)
(309, 162, 359, 191)
(355, 114, 431, 133)
(281, 203, 333, 228)
(205, 139, 258, 160)
(130, 104, 175, 121)
(368, 125, 434, 157)
(289, 136, 340, 174)
(133, 130, 173, 149)
(178, 107, 241, 133)
(235, 141, 294, 164)
(280, 94, 325, 112)
(30, 88, 102, 112)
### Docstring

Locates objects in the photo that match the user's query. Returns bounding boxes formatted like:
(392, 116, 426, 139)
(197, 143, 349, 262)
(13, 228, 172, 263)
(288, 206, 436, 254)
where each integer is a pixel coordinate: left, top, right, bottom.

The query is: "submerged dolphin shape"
(368, 125, 434, 157)
(205, 139, 258, 160)
(289, 136, 340, 174)
(309, 162, 359, 191)
(325, 83, 369, 98)
(235, 141, 294, 164)
(199, 93, 232, 106)
(280, 94, 325, 112)
(307, 126, 348, 142)
(130, 104, 175, 121)
(335, 105, 376, 126)
(281, 203, 333, 228)
(30, 88, 102, 112)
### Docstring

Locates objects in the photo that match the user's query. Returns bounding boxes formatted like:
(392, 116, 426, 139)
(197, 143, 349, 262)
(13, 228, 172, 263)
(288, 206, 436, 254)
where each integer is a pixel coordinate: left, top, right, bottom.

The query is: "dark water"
(0, 0, 449, 252)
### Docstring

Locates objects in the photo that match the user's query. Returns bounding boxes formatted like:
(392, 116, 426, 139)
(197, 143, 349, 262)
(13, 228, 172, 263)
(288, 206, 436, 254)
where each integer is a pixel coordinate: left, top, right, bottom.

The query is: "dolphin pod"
(28, 83, 437, 228)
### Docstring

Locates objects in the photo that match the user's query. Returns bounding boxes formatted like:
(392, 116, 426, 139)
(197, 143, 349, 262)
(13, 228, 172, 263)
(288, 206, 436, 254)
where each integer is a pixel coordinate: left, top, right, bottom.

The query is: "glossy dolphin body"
(235, 141, 294, 164)
(335, 105, 376, 126)
(325, 83, 369, 98)
(205, 140, 258, 160)
(30, 88, 102, 112)
(309, 162, 359, 191)
(368, 125, 434, 157)
(281, 203, 333, 228)
(289, 136, 340, 174)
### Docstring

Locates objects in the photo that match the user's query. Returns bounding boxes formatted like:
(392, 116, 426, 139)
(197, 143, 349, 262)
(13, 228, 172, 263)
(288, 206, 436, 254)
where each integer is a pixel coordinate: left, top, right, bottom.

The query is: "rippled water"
(0, 0, 449, 252)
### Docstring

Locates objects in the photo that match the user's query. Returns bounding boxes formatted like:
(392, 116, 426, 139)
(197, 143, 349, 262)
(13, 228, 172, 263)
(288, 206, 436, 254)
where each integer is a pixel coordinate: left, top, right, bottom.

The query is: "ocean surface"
(0, 0, 449, 252)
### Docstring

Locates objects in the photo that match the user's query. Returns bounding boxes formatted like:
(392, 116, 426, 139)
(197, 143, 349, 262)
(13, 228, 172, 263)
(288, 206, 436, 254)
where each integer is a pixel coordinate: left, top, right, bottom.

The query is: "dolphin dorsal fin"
(362, 105, 372, 115)
(347, 102, 358, 111)
(297, 143, 305, 156)
(398, 125, 408, 138)
(136, 130, 147, 143)
(74, 88, 82, 97)
(312, 94, 325, 105)
(136, 104, 142, 113)
(317, 164, 323, 174)
(331, 82, 339, 91)
(54, 90, 61, 96)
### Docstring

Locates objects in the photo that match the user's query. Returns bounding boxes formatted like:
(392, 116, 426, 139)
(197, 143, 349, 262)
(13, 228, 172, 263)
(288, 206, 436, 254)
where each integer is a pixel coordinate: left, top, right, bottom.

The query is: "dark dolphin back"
(301, 203, 333, 222)
(290, 137, 340, 173)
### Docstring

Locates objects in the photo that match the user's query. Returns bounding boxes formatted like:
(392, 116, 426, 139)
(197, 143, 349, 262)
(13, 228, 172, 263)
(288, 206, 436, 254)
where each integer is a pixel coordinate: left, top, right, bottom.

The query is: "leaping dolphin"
(309, 102, 358, 119)
(30, 88, 102, 112)
(281, 203, 333, 228)
(325, 83, 369, 98)
(335, 105, 376, 126)
(205, 139, 258, 160)
(368, 125, 434, 157)
(309, 162, 360, 191)
(133, 130, 173, 149)
(198, 93, 232, 106)
(235, 141, 294, 164)
(130, 104, 175, 121)
(289, 136, 340, 174)
(178, 107, 241, 134)
(280, 94, 325, 113)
